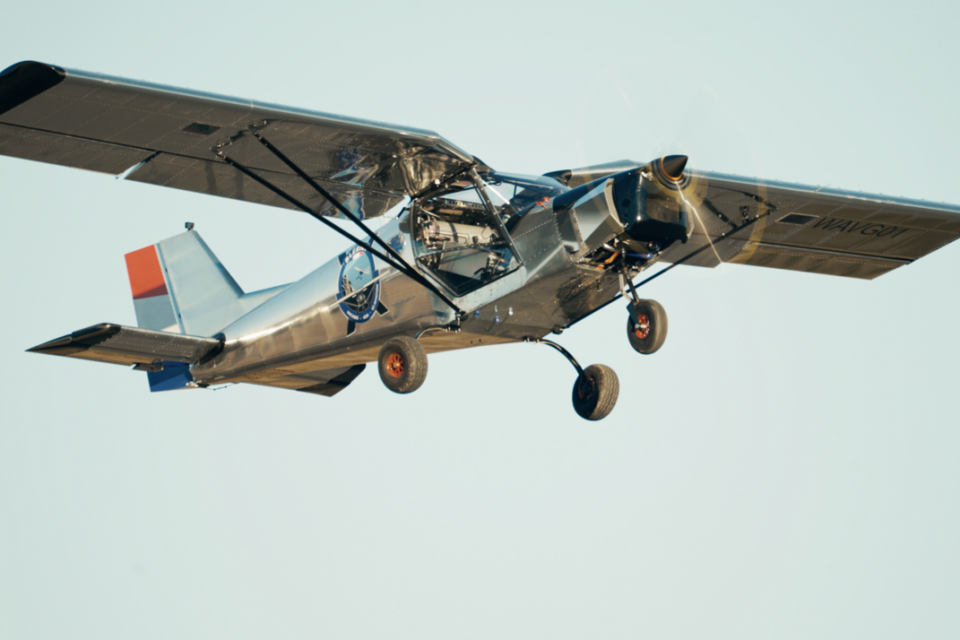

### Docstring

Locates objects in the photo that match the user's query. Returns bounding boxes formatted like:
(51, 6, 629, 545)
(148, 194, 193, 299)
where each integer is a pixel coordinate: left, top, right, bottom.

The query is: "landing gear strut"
(527, 338, 619, 421)
(618, 269, 668, 355)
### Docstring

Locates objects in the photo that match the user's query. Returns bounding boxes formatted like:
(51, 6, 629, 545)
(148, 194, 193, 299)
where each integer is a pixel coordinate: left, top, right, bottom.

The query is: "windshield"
(479, 172, 565, 214)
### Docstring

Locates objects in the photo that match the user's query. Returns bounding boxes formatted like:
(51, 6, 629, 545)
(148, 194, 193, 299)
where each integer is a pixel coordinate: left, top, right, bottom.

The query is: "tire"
(378, 336, 428, 394)
(572, 364, 619, 421)
(627, 299, 668, 354)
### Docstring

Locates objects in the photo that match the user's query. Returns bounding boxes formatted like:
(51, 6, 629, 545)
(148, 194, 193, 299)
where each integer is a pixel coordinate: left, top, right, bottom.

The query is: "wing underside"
(0, 61, 479, 219)
(658, 170, 960, 279)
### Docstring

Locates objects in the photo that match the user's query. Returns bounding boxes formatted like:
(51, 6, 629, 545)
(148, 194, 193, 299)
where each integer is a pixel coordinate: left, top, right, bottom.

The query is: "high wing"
(659, 170, 960, 279)
(0, 61, 480, 219)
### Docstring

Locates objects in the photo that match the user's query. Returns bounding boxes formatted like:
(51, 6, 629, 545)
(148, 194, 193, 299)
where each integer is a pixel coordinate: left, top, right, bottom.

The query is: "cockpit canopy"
(411, 173, 564, 296)
(480, 172, 565, 225)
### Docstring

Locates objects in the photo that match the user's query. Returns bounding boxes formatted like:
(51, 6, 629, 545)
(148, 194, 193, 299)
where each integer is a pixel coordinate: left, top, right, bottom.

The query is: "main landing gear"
(572, 364, 620, 421)
(528, 339, 620, 421)
(378, 336, 428, 394)
(376, 331, 624, 422)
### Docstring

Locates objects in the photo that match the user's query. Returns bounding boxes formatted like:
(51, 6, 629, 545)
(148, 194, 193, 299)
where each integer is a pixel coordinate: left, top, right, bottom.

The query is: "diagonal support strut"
(213, 147, 463, 315)
(249, 131, 418, 275)
(563, 205, 777, 329)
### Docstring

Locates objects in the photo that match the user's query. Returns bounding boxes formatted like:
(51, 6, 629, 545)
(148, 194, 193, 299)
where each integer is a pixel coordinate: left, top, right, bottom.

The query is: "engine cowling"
(612, 156, 693, 248)
(550, 156, 694, 261)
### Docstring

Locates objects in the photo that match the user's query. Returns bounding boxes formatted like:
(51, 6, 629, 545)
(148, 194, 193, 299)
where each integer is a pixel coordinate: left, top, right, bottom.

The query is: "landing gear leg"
(618, 270, 668, 355)
(527, 338, 619, 421)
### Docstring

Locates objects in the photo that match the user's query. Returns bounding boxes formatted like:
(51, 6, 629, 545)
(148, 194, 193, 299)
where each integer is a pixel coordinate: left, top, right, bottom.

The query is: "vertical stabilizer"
(154, 231, 244, 337)
(125, 230, 287, 339)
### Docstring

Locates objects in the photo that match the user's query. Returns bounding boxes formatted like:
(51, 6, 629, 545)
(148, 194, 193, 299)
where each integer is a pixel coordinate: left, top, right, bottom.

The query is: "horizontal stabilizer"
(28, 323, 222, 368)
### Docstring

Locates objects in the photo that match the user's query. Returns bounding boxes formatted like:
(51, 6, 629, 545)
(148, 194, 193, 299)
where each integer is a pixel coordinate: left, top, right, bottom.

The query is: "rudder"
(125, 230, 246, 337)
(125, 243, 179, 332)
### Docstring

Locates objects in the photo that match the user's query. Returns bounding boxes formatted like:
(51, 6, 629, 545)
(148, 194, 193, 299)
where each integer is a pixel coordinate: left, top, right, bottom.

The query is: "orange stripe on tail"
(124, 245, 168, 299)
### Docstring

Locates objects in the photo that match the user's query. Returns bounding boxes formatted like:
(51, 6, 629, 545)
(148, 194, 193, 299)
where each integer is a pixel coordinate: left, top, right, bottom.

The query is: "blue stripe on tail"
(147, 362, 195, 392)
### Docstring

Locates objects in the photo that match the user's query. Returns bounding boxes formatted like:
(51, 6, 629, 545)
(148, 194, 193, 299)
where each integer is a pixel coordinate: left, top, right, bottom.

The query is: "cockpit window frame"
(408, 169, 533, 297)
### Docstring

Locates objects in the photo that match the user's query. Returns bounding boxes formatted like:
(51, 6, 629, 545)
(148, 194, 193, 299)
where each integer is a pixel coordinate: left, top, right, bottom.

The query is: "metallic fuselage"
(193, 197, 626, 386)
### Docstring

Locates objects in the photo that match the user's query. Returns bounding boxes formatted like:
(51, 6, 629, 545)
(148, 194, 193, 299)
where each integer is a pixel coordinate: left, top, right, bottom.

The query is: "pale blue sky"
(1, 1, 958, 638)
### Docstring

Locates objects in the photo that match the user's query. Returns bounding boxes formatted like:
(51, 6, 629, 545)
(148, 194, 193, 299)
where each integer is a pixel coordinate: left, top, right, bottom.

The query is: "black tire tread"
(572, 364, 619, 421)
(378, 336, 428, 394)
(627, 299, 668, 354)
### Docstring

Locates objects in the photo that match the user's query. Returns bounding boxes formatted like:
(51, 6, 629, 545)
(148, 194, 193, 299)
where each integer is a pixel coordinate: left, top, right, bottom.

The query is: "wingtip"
(0, 61, 66, 116)
(0, 60, 65, 78)
(27, 334, 77, 355)
(27, 323, 120, 355)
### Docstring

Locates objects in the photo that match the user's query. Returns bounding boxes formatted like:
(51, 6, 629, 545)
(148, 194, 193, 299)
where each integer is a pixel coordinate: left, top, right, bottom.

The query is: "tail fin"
(125, 230, 280, 337)
(125, 242, 180, 333)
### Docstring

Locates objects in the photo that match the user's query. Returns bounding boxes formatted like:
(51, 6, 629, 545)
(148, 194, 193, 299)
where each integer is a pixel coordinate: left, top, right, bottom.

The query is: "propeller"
(651, 154, 690, 190)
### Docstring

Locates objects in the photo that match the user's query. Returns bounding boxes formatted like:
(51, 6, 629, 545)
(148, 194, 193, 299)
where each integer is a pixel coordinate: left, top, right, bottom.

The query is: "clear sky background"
(1, 1, 958, 638)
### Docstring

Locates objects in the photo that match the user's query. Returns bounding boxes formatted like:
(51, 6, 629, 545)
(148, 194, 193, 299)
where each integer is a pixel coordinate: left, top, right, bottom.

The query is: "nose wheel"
(627, 299, 668, 354)
(378, 336, 428, 393)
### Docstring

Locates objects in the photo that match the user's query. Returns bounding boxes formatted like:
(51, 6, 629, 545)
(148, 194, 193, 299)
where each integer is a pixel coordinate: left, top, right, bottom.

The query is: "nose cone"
(659, 155, 688, 181)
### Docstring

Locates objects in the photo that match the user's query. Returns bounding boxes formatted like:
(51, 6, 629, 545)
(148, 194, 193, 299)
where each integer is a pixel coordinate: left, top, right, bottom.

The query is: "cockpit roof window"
(484, 172, 565, 191)
(477, 172, 565, 224)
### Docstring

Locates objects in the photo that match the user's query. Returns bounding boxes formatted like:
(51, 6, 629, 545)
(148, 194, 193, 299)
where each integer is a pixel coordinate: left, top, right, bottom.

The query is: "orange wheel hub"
(633, 314, 651, 340)
(386, 352, 405, 378)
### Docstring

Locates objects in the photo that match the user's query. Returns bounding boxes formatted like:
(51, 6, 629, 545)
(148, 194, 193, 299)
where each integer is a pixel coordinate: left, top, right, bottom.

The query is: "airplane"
(2, 60, 958, 421)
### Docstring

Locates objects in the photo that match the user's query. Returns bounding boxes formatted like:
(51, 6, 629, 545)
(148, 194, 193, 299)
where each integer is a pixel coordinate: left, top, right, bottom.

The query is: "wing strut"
(249, 132, 419, 276)
(213, 143, 464, 316)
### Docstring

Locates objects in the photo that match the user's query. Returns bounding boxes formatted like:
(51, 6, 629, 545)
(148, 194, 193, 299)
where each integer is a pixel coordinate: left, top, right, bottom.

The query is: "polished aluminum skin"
(4, 61, 959, 397)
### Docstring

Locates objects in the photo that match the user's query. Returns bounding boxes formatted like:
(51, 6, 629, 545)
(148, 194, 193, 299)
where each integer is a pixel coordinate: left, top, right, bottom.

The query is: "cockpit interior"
(409, 173, 562, 296)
